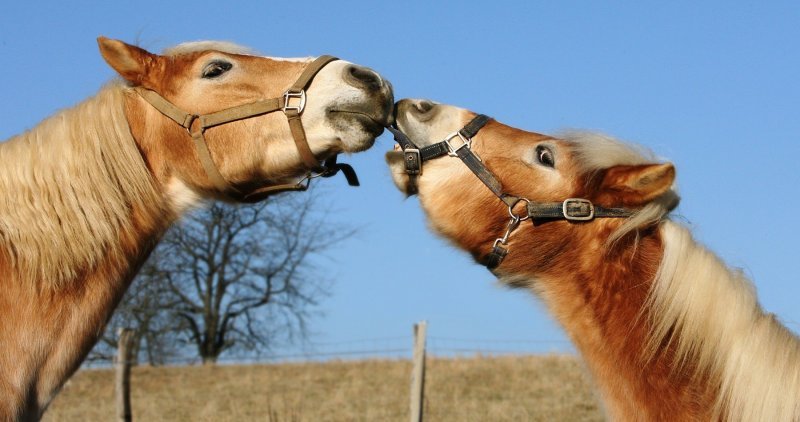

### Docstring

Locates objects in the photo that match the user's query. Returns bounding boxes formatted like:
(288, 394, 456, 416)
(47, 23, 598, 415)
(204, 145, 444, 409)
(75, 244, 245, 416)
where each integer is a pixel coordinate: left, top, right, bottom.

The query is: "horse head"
(98, 37, 394, 205)
(386, 99, 678, 274)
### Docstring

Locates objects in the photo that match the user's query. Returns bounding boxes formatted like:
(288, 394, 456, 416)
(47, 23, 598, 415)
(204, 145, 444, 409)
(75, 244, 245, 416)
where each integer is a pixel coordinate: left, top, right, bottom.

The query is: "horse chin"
(328, 111, 387, 153)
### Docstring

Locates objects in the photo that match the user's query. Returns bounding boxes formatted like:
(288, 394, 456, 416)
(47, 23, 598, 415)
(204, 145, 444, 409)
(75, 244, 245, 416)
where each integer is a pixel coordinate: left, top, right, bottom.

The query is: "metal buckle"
(403, 148, 421, 175)
(443, 132, 471, 156)
(562, 198, 595, 221)
(282, 89, 307, 113)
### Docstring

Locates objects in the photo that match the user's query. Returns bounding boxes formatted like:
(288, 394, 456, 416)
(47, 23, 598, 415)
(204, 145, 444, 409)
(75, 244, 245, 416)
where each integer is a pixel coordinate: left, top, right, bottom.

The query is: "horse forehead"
(481, 123, 555, 150)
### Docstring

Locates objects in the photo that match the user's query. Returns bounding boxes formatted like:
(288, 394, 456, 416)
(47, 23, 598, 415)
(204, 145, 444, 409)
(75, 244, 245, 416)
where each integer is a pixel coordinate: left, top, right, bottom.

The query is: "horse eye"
(536, 145, 555, 168)
(202, 61, 233, 78)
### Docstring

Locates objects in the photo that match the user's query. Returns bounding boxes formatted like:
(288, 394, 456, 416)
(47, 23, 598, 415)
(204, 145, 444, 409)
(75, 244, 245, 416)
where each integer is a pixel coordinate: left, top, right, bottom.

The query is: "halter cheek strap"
(135, 55, 359, 203)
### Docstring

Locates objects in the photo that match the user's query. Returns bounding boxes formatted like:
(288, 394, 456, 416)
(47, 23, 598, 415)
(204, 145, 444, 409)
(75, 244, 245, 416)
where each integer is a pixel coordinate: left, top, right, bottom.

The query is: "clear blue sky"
(2, 1, 799, 357)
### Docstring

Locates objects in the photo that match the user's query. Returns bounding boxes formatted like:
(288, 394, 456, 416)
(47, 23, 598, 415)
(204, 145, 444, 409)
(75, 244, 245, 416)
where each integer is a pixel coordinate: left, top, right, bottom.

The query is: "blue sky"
(2, 1, 799, 357)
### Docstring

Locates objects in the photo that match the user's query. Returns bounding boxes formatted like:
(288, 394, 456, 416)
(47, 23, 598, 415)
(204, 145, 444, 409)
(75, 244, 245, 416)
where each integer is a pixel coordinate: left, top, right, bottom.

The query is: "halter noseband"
(135, 55, 359, 203)
(387, 115, 634, 270)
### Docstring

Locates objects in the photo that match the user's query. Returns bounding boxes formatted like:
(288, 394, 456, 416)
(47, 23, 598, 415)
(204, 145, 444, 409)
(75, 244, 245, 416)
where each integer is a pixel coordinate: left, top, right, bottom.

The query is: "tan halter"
(134, 55, 354, 202)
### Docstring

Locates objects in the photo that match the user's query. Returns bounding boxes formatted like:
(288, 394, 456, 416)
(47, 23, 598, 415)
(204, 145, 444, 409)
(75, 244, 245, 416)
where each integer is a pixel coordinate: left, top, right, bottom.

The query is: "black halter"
(387, 114, 634, 270)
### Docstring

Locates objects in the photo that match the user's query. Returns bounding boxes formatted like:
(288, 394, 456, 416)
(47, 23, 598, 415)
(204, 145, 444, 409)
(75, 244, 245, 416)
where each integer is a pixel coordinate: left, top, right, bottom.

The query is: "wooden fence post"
(410, 320, 427, 422)
(116, 328, 135, 422)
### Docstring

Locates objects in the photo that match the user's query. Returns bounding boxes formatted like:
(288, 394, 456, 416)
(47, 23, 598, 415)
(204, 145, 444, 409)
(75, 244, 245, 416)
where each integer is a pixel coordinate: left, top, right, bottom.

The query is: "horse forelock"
(645, 221, 800, 420)
(557, 131, 679, 244)
(559, 130, 657, 172)
(0, 83, 163, 288)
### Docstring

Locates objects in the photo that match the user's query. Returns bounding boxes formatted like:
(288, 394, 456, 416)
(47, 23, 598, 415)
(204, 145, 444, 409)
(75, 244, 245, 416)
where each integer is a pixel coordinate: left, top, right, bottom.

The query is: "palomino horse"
(387, 99, 800, 421)
(0, 37, 392, 420)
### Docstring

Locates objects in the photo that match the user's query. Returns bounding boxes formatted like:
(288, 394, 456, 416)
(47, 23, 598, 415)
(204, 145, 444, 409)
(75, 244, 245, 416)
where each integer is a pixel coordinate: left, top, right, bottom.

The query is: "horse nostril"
(345, 64, 382, 91)
(414, 100, 434, 114)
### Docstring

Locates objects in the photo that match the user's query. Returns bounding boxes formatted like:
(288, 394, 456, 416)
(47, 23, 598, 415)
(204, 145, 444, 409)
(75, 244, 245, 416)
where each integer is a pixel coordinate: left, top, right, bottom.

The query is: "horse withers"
(0, 38, 392, 420)
(386, 99, 800, 421)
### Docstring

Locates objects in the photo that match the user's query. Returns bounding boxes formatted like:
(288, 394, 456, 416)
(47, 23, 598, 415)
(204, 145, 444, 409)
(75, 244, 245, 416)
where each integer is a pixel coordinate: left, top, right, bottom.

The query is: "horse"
(0, 37, 393, 421)
(386, 99, 800, 421)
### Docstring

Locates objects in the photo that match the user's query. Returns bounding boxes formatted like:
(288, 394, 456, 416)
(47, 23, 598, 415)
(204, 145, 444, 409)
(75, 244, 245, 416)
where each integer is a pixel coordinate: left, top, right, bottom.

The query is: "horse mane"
(645, 221, 800, 420)
(559, 132, 800, 418)
(0, 84, 162, 288)
(0, 40, 297, 290)
(163, 40, 256, 56)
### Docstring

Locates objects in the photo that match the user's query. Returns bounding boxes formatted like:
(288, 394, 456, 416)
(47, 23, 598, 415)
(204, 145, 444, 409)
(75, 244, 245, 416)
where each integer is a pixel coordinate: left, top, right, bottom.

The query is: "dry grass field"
(45, 354, 604, 421)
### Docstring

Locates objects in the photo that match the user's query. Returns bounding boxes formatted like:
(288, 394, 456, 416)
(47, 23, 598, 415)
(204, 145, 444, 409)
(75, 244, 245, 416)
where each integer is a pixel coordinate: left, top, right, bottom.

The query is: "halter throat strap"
(134, 55, 357, 202)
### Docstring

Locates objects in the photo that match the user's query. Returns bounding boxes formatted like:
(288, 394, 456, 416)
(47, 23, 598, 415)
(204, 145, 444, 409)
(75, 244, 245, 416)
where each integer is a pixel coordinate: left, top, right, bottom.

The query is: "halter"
(387, 115, 634, 270)
(135, 55, 359, 203)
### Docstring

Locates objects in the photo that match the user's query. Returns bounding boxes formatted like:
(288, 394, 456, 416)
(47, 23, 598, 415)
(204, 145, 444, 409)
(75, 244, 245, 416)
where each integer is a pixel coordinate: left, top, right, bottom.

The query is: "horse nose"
(412, 100, 434, 115)
(397, 99, 435, 118)
(344, 64, 383, 91)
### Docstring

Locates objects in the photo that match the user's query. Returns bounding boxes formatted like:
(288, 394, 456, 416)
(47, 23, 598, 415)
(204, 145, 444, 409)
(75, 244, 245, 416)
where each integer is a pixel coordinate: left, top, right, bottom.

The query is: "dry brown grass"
(45, 354, 604, 421)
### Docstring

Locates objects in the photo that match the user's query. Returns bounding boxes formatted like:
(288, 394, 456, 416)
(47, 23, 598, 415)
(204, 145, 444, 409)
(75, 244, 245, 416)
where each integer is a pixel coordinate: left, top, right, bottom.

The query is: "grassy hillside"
(45, 355, 604, 421)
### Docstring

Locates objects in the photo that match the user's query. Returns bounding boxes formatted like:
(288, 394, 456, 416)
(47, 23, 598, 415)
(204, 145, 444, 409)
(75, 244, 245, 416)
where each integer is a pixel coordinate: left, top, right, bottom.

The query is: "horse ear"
(97, 37, 158, 86)
(599, 163, 675, 205)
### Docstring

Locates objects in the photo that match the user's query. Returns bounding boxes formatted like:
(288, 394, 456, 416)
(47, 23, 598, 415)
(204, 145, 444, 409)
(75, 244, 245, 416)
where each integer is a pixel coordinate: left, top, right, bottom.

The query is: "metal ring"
(507, 197, 531, 221)
(184, 114, 201, 136)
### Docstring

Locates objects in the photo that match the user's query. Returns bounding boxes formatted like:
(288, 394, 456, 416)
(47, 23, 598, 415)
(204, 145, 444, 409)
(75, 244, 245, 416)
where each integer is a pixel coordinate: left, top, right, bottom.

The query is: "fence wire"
(84, 333, 572, 369)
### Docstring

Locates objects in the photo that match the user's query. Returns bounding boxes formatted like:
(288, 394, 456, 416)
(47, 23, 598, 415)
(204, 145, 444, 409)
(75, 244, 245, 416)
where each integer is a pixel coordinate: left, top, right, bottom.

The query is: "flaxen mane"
(0, 41, 258, 289)
(648, 223, 800, 420)
(564, 132, 800, 420)
(163, 40, 256, 56)
(0, 85, 161, 287)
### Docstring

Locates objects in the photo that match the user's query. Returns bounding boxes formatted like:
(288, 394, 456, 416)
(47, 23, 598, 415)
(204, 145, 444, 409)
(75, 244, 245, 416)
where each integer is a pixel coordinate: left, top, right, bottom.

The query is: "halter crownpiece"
(135, 55, 359, 203)
(388, 114, 635, 270)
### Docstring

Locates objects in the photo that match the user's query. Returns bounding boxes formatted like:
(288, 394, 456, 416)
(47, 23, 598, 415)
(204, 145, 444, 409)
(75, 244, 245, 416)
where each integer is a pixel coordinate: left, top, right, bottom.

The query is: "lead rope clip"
(487, 216, 521, 270)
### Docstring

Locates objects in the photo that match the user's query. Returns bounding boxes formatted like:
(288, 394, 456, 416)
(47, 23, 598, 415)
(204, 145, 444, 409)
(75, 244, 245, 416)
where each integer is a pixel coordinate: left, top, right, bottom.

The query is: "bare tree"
(92, 190, 351, 365)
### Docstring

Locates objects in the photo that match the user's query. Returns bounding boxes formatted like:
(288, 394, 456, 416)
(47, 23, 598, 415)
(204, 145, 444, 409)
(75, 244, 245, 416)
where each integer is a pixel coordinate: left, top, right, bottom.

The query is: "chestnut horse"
(0, 37, 392, 420)
(387, 99, 800, 421)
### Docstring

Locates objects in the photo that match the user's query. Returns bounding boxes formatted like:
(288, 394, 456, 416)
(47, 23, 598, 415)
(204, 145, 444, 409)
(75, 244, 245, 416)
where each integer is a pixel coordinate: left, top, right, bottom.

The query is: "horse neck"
(502, 221, 711, 420)
(509, 220, 800, 421)
(0, 83, 170, 288)
(0, 84, 177, 415)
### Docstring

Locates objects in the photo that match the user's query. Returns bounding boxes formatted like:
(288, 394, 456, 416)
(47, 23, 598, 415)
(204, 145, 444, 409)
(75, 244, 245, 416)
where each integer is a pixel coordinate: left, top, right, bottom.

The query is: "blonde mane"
(163, 40, 256, 56)
(561, 132, 800, 419)
(0, 84, 162, 287)
(0, 41, 254, 289)
(646, 222, 800, 420)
